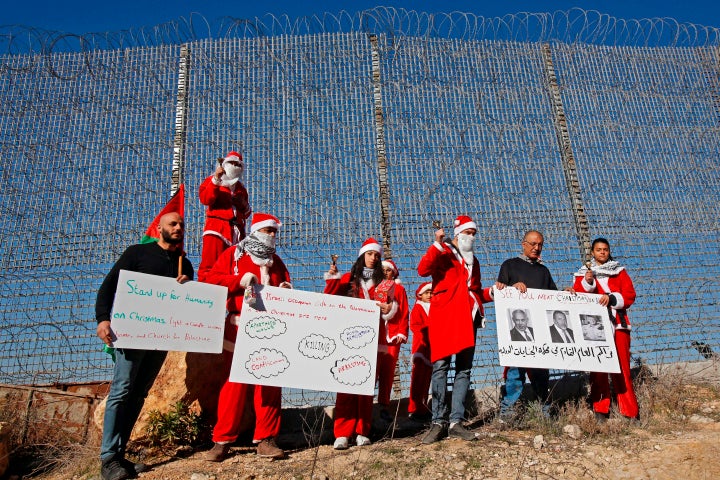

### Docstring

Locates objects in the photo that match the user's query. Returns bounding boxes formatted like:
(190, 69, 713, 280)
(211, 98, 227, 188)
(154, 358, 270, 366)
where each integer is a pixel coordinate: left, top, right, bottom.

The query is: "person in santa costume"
(324, 238, 394, 450)
(407, 281, 433, 422)
(204, 213, 291, 462)
(417, 216, 494, 444)
(573, 237, 638, 421)
(376, 259, 409, 422)
(198, 151, 252, 282)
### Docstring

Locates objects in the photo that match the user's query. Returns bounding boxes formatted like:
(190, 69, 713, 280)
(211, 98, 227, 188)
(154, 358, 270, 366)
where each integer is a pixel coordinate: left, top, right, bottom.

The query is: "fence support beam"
(541, 43, 591, 262)
(368, 34, 393, 259)
(172, 44, 191, 196)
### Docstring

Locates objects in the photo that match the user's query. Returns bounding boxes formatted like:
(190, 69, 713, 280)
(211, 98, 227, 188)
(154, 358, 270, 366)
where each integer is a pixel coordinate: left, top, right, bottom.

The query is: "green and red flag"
(140, 184, 185, 244)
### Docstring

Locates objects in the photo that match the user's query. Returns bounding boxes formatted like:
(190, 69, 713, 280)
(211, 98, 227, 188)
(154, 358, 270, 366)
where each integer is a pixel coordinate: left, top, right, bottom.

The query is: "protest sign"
(110, 270, 227, 353)
(493, 287, 620, 373)
(229, 285, 380, 395)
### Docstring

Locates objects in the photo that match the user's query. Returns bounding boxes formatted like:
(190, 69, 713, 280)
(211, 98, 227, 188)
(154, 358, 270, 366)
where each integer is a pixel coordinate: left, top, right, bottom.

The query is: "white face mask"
(222, 162, 244, 180)
(253, 230, 276, 249)
(457, 233, 475, 253)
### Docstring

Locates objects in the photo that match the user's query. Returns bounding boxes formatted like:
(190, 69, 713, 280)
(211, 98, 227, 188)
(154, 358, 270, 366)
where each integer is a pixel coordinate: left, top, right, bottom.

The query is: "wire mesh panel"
(0, 46, 181, 384)
(551, 42, 720, 365)
(0, 9, 718, 408)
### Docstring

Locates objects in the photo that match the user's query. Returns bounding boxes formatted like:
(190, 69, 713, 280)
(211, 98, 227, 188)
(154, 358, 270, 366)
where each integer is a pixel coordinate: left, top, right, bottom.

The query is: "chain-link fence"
(0, 8, 718, 407)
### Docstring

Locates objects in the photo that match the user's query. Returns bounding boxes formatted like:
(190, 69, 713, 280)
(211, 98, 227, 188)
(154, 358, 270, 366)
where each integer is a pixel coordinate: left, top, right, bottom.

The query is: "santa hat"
(250, 213, 281, 233)
(358, 237, 383, 258)
(382, 259, 399, 277)
(224, 151, 242, 163)
(453, 215, 477, 237)
(416, 281, 432, 299)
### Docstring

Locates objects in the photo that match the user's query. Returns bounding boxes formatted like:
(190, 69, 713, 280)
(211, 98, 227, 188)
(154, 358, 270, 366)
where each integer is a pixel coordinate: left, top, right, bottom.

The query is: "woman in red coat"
(407, 282, 433, 421)
(198, 151, 252, 281)
(324, 238, 393, 450)
(573, 238, 639, 421)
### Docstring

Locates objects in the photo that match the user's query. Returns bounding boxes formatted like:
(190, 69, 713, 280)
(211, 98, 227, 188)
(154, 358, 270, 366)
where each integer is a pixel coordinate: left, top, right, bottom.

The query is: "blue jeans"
(499, 367, 550, 416)
(100, 348, 167, 461)
(430, 345, 475, 424)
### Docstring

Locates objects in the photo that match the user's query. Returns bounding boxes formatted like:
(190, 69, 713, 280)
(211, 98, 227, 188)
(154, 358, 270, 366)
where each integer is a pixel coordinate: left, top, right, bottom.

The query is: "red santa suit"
(198, 162, 251, 282)
(417, 241, 493, 362)
(206, 242, 291, 444)
(408, 283, 432, 416)
(574, 260, 638, 418)
(376, 261, 409, 407)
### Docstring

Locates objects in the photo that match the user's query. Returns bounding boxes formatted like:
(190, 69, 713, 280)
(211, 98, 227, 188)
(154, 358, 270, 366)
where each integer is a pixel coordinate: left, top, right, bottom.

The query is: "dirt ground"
(12, 363, 720, 480)
(114, 419, 720, 480)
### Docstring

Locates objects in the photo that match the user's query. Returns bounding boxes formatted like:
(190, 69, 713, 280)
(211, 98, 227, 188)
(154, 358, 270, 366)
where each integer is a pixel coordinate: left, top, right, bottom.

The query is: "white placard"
(110, 270, 227, 353)
(229, 285, 380, 395)
(493, 287, 620, 373)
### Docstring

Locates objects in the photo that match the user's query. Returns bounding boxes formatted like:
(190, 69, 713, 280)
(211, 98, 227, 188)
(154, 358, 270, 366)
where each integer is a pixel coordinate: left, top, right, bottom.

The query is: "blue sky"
(2, 1, 719, 34)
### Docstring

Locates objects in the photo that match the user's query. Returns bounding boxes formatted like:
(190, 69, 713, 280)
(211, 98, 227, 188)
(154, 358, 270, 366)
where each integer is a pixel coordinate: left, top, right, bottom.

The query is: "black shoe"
(448, 423, 478, 441)
(120, 457, 148, 477)
(421, 423, 447, 444)
(101, 458, 131, 480)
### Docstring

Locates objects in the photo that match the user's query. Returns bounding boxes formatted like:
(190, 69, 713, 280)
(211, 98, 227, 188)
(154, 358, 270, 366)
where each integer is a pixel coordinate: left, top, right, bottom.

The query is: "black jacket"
(95, 242, 194, 323)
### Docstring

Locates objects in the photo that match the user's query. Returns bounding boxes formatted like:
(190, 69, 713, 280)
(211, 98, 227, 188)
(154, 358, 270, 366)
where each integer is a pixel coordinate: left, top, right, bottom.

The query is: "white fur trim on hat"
(453, 217, 477, 237)
(250, 214, 282, 233)
(417, 283, 432, 296)
(358, 240, 383, 257)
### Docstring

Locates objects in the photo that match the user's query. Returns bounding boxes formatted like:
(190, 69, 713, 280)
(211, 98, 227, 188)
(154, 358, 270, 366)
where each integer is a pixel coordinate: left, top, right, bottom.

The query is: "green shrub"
(145, 402, 204, 447)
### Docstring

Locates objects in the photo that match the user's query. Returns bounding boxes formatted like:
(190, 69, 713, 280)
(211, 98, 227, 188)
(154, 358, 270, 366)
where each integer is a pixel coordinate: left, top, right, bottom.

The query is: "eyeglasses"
(523, 241, 544, 248)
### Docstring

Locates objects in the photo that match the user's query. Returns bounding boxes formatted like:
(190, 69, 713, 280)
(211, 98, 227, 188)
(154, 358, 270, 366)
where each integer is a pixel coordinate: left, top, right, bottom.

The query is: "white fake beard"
(457, 233, 475, 265)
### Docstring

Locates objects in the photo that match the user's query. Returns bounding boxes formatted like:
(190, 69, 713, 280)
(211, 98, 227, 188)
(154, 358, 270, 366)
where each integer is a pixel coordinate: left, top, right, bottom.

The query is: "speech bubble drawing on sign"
(244, 315, 287, 339)
(331, 355, 372, 386)
(298, 333, 336, 360)
(340, 325, 376, 349)
(245, 348, 290, 379)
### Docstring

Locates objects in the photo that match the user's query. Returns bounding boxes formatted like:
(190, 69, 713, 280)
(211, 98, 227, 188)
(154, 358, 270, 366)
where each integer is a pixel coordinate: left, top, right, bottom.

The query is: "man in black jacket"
(95, 212, 193, 480)
(495, 230, 557, 422)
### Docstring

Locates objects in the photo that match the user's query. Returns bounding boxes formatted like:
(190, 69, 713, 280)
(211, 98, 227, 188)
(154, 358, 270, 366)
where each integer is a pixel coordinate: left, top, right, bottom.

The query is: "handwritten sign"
(493, 287, 620, 373)
(229, 285, 380, 395)
(110, 270, 227, 353)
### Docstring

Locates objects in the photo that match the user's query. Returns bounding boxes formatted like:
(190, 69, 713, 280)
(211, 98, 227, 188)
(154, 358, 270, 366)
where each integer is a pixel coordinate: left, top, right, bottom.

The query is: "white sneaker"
(356, 435, 371, 446)
(333, 437, 349, 450)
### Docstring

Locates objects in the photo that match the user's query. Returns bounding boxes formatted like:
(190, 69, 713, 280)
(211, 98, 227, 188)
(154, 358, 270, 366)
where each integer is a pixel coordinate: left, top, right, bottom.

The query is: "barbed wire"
(2, 7, 720, 60)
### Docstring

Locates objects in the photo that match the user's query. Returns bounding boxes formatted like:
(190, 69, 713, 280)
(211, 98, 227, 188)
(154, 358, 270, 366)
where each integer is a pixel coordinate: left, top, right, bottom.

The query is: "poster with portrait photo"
(493, 287, 620, 373)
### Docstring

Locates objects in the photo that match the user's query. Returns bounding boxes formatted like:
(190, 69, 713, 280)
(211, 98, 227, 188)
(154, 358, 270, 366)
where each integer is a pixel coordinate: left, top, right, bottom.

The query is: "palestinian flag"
(140, 184, 185, 244)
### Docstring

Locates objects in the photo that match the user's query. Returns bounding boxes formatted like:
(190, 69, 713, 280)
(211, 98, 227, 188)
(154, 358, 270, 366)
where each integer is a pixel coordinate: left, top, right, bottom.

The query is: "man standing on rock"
(95, 212, 194, 480)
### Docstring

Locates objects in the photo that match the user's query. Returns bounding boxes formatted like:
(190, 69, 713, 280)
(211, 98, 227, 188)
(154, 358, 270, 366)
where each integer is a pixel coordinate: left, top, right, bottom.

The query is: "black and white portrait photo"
(580, 314, 606, 342)
(508, 308, 535, 342)
(547, 310, 575, 343)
